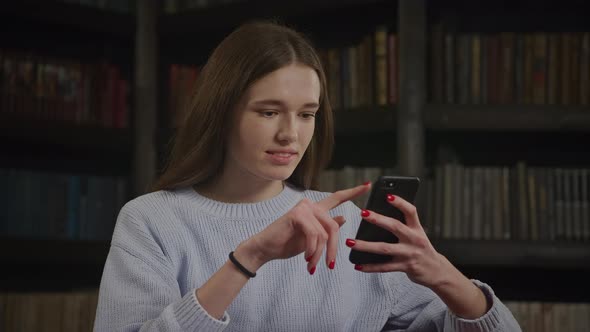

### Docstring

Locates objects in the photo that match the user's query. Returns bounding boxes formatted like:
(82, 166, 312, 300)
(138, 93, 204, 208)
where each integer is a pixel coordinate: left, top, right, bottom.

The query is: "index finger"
(317, 182, 371, 211)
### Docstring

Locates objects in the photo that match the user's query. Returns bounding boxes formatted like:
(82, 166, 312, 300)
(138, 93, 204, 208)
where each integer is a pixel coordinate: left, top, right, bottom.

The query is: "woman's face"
(225, 63, 320, 184)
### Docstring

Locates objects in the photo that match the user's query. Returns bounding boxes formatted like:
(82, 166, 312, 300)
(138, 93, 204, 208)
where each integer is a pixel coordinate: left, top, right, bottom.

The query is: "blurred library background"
(1, 0, 589, 330)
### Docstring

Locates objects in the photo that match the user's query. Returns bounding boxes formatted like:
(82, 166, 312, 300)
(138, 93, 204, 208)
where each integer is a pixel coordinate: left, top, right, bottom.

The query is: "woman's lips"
(266, 151, 298, 165)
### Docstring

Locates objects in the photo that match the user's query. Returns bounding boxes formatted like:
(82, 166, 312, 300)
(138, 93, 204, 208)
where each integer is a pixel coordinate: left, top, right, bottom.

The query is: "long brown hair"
(152, 21, 333, 192)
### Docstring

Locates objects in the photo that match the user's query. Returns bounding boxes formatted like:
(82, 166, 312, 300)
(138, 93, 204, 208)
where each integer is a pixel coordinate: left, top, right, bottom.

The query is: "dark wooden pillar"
(397, 0, 426, 178)
(134, 0, 158, 195)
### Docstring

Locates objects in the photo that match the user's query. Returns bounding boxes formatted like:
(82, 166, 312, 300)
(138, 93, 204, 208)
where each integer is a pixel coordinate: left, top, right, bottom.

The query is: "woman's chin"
(259, 168, 296, 182)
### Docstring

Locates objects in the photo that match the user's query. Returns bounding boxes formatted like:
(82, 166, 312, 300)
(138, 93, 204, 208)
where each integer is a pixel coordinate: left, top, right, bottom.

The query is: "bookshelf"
(0, 0, 135, 36)
(2, 0, 590, 329)
(0, 237, 109, 291)
(162, 1, 590, 308)
(0, 116, 133, 153)
(425, 104, 590, 131)
(421, 0, 590, 308)
(159, 0, 397, 36)
(155, 0, 590, 306)
(0, 0, 136, 297)
(160, 1, 590, 282)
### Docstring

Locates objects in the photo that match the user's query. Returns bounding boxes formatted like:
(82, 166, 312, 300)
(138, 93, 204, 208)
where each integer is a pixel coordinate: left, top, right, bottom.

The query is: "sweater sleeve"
(384, 275, 521, 332)
(93, 203, 230, 332)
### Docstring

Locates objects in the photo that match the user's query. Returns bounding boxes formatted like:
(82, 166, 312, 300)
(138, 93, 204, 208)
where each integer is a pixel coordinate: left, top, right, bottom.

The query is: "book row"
(317, 164, 590, 241)
(60, 0, 134, 13)
(427, 163, 589, 241)
(162, 0, 245, 14)
(168, 64, 199, 128)
(430, 30, 590, 106)
(0, 169, 127, 241)
(0, 290, 98, 332)
(3, 164, 587, 242)
(0, 51, 129, 129)
(166, 29, 590, 130)
(166, 25, 397, 129)
(317, 25, 397, 111)
(505, 301, 590, 332)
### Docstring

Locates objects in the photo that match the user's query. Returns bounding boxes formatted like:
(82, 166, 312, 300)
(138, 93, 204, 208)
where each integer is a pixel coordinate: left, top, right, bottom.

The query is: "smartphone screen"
(349, 176, 420, 265)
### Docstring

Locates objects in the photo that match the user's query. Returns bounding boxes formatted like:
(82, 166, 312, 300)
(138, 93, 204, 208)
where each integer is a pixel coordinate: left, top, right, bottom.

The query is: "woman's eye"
(301, 112, 316, 119)
(259, 111, 278, 117)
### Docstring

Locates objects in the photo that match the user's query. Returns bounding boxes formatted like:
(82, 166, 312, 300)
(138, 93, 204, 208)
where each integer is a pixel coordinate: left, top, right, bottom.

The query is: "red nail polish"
(329, 260, 335, 270)
(363, 180, 371, 186)
(345, 239, 356, 247)
(309, 266, 316, 275)
(354, 264, 363, 271)
(305, 255, 312, 262)
(387, 194, 396, 202)
(361, 209, 370, 218)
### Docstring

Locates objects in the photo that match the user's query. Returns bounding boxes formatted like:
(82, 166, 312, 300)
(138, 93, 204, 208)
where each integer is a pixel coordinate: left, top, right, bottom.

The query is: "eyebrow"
(250, 99, 319, 109)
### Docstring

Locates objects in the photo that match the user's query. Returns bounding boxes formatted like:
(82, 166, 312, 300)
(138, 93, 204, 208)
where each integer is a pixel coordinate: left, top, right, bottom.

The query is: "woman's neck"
(194, 176, 285, 204)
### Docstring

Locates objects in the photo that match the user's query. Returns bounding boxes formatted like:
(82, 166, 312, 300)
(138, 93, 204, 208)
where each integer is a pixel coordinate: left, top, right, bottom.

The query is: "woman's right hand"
(234, 183, 371, 274)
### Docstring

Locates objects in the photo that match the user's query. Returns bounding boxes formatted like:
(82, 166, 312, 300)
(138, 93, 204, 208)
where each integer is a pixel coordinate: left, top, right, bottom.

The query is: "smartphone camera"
(384, 180, 396, 188)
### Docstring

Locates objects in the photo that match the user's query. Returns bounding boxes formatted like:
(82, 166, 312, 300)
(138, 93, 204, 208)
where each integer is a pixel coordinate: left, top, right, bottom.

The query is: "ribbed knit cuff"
(446, 280, 502, 332)
(172, 289, 230, 331)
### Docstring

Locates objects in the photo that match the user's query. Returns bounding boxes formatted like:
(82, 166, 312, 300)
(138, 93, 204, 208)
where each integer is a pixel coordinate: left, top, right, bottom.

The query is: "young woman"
(94, 21, 521, 331)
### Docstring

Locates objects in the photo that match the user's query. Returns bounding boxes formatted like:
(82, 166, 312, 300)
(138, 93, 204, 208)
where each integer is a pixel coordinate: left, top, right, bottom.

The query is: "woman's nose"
(276, 117, 298, 143)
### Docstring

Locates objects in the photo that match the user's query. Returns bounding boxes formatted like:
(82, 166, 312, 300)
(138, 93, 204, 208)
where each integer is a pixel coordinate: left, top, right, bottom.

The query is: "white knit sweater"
(94, 184, 521, 331)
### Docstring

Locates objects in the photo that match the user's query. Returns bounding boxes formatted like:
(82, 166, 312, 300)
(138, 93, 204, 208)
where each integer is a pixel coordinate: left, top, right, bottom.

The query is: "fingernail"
(361, 209, 370, 218)
(363, 180, 371, 186)
(345, 239, 356, 247)
(329, 260, 335, 270)
(305, 255, 312, 262)
(387, 194, 396, 202)
(309, 266, 316, 275)
(354, 264, 363, 271)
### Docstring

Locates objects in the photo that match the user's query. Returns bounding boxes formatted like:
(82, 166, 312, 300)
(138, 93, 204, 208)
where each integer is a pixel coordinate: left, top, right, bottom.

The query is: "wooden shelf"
(0, 116, 133, 153)
(0, 0, 135, 37)
(334, 107, 396, 135)
(4, 238, 587, 271)
(0, 237, 109, 265)
(431, 239, 590, 302)
(159, 0, 391, 35)
(425, 104, 590, 132)
(1, 237, 588, 298)
(0, 237, 110, 291)
(433, 239, 590, 269)
(430, 0, 590, 34)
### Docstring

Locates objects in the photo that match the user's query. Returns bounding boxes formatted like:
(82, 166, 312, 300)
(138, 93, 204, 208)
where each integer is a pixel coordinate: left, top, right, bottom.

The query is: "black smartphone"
(349, 175, 420, 265)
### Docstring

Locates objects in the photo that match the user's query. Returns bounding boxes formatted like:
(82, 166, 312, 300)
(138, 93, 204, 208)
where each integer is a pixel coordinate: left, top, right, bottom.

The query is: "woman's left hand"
(347, 194, 493, 319)
(346, 194, 449, 289)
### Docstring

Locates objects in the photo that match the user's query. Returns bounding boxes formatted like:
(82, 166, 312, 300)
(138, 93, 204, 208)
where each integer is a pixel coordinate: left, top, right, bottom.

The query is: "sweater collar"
(178, 183, 304, 219)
